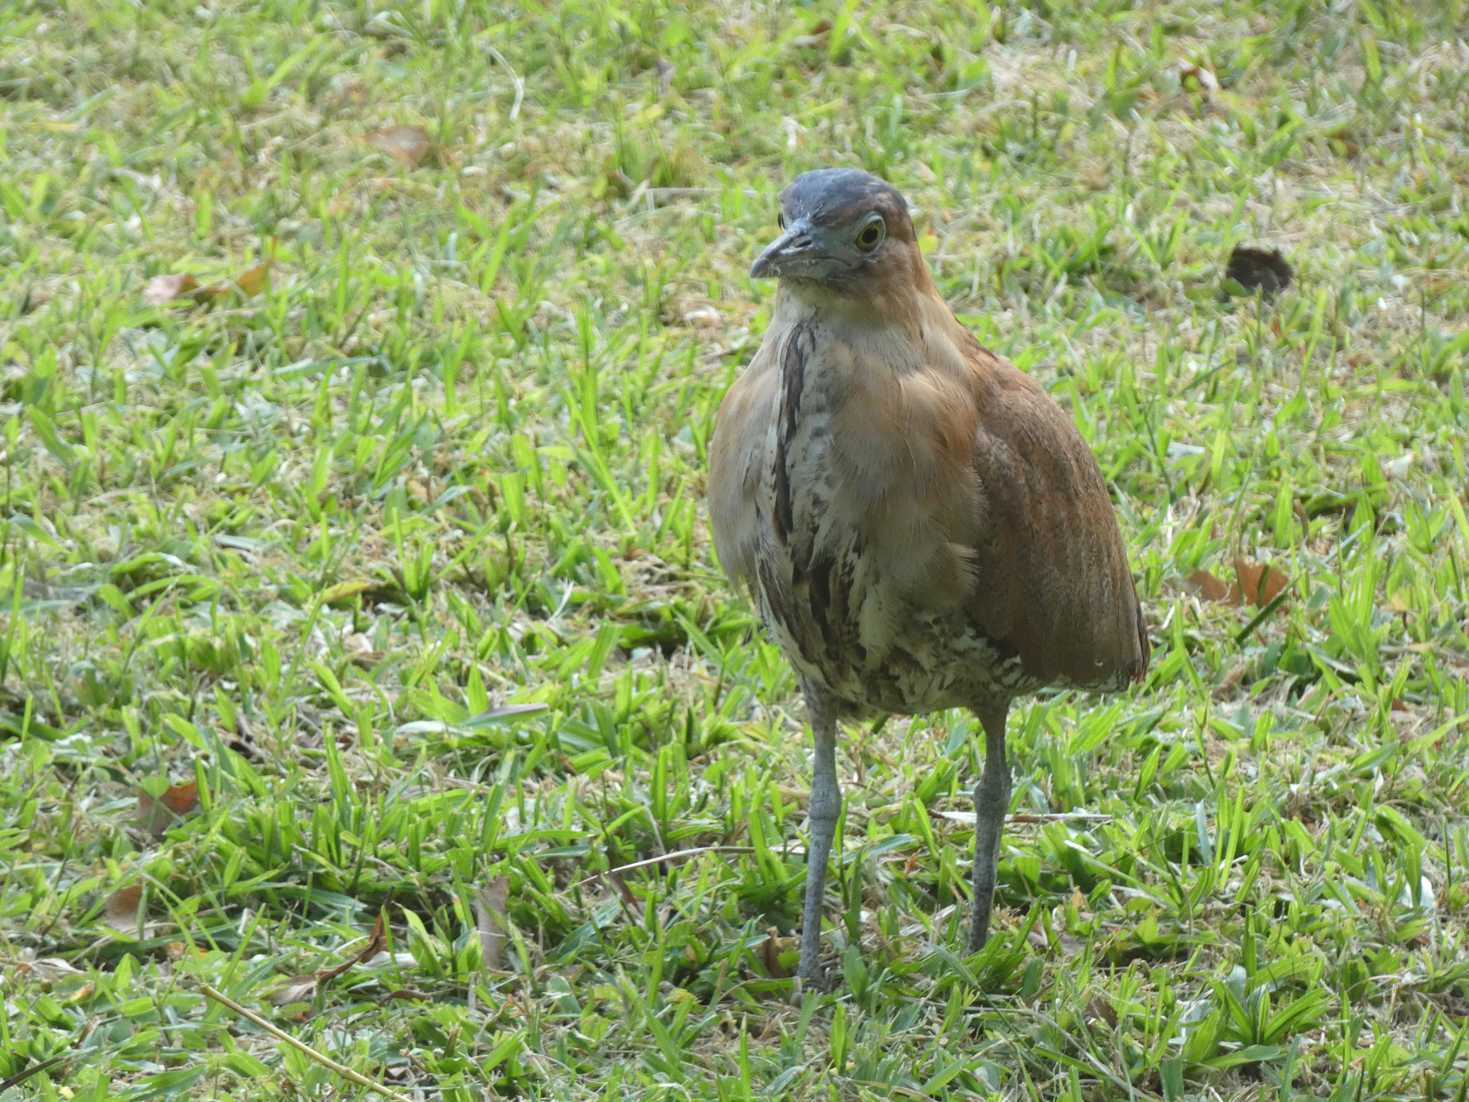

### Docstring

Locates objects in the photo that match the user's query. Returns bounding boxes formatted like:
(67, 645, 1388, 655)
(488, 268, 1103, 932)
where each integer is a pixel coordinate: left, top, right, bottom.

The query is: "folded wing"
(961, 344, 1149, 688)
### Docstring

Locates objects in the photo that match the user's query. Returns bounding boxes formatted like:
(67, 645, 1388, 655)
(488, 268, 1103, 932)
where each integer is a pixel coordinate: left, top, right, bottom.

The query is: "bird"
(707, 168, 1149, 987)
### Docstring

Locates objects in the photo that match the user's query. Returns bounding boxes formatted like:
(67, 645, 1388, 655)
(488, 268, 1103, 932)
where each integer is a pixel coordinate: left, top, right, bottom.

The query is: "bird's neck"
(775, 267, 957, 349)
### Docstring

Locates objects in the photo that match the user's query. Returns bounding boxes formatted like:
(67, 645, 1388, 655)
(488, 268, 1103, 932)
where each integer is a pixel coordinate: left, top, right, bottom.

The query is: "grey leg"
(798, 690, 841, 986)
(969, 701, 1011, 952)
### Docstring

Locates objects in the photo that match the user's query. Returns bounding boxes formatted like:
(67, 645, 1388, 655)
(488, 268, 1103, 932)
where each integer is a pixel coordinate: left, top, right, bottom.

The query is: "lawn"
(2, 0, 1468, 1098)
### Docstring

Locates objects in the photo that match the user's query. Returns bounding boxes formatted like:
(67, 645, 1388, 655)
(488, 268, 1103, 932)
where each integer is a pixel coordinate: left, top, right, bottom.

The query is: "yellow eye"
(856, 218, 884, 252)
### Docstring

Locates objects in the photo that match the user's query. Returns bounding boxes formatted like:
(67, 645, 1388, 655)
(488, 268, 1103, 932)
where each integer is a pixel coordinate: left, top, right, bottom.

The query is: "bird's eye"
(777, 213, 785, 230)
(855, 217, 885, 252)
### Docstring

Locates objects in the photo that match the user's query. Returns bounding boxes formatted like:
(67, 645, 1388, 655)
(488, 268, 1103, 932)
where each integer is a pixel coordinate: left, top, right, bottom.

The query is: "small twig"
(572, 845, 755, 889)
(200, 984, 413, 1102)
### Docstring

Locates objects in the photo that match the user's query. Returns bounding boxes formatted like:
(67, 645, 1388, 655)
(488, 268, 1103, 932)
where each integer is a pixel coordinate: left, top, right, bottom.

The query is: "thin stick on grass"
(200, 984, 413, 1102)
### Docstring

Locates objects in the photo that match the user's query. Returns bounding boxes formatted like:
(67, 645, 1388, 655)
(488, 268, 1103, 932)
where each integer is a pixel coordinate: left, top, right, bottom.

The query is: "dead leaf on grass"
(1088, 996, 1119, 1027)
(1234, 556, 1289, 608)
(18, 957, 83, 981)
(142, 273, 201, 305)
(267, 975, 319, 1006)
(761, 926, 793, 979)
(1187, 569, 1237, 605)
(142, 272, 239, 307)
(269, 910, 389, 1004)
(474, 876, 511, 971)
(138, 779, 199, 837)
(1187, 558, 1289, 610)
(792, 19, 832, 47)
(317, 910, 388, 985)
(236, 263, 271, 296)
(104, 884, 144, 934)
(366, 125, 433, 167)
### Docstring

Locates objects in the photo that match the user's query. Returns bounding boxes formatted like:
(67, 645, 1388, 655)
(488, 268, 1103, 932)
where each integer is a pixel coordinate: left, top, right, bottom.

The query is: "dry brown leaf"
(267, 976, 319, 1006)
(138, 780, 199, 837)
(104, 884, 144, 933)
(760, 926, 792, 979)
(160, 780, 199, 813)
(236, 263, 271, 296)
(316, 910, 388, 986)
(1087, 996, 1119, 1027)
(143, 273, 201, 305)
(270, 911, 388, 1003)
(474, 877, 511, 971)
(1187, 569, 1238, 605)
(142, 273, 235, 306)
(792, 19, 832, 47)
(366, 125, 433, 167)
(1234, 556, 1289, 608)
(19, 958, 83, 980)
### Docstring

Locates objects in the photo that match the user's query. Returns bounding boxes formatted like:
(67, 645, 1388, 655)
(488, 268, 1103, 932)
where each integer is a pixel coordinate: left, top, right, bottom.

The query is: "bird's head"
(750, 169, 925, 299)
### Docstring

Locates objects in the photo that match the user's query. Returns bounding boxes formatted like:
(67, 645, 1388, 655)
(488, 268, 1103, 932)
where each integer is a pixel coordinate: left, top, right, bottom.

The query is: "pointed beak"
(750, 218, 817, 279)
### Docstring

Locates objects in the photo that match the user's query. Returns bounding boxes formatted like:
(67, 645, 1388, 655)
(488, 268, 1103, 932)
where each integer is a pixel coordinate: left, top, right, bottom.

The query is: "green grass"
(2, 0, 1468, 1098)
